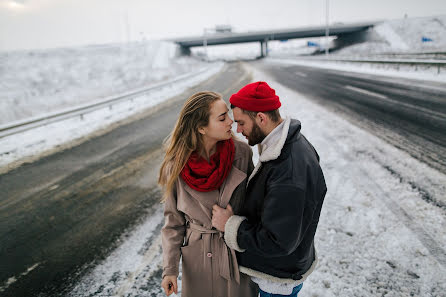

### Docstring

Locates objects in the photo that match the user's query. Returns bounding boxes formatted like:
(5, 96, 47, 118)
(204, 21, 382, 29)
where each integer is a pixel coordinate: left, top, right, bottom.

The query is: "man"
(212, 81, 327, 297)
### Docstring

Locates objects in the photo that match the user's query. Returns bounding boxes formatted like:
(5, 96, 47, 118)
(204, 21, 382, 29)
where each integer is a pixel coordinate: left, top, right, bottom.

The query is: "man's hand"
(212, 204, 234, 232)
(161, 275, 178, 296)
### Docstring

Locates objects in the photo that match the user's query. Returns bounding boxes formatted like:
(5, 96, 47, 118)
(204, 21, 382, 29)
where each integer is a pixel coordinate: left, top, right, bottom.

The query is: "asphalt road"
(255, 60, 446, 175)
(0, 62, 252, 297)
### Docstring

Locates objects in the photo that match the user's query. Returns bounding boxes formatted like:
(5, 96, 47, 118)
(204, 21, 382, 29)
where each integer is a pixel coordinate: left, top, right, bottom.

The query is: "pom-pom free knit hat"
(229, 81, 281, 112)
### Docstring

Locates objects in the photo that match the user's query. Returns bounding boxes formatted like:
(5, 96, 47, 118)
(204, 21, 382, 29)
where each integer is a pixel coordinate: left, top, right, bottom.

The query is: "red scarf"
(181, 139, 235, 192)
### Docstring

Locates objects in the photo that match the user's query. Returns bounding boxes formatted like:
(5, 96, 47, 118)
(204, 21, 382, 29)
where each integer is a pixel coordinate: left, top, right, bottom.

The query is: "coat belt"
(187, 221, 240, 284)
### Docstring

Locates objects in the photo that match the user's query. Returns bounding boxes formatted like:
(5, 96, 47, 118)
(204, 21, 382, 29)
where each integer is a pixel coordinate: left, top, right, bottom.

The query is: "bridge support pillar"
(260, 39, 269, 58)
(179, 46, 191, 56)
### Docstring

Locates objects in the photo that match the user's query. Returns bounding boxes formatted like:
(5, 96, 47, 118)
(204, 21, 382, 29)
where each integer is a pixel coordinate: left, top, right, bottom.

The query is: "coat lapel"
(183, 181, 217, 210)
(182, 164, 247, 208)
(219, 165, 246, 208)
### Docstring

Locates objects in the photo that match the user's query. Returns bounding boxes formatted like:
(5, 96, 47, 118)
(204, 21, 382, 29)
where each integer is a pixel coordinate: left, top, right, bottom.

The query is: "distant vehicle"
(215, 25, 232, 33)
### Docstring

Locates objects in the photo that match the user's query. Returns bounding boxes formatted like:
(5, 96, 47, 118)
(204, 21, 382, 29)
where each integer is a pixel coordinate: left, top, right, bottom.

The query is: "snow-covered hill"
(0, 41, 207, 125)
(334, 15, 446, 55)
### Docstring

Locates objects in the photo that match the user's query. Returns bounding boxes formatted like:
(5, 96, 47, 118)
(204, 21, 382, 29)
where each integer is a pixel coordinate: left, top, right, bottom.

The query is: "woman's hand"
(161, 275, 178, 296)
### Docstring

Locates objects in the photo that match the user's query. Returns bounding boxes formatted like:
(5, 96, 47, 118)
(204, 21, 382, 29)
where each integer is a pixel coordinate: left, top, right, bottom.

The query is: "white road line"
(49, 184, 59, 191)
(0, 262, 41, 292)
(295, 71, 307, 77)
(345, 85, 388, 99)
(344, 85, 445, 120)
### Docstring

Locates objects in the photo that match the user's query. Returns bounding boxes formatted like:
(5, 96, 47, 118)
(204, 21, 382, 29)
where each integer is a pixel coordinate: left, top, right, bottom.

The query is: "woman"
(158, 91, 258, 297)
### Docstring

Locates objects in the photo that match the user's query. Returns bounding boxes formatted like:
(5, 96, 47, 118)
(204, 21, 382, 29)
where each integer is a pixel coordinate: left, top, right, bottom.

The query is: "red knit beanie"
(229, 81, 281, 112)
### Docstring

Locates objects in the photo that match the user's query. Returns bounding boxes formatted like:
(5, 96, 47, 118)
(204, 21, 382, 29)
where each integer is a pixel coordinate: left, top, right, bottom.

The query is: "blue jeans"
(259, 283, 303, 297)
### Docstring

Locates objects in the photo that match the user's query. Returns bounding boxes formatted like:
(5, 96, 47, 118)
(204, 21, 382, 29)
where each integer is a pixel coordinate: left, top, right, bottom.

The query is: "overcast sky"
(1, 0, 445, 51)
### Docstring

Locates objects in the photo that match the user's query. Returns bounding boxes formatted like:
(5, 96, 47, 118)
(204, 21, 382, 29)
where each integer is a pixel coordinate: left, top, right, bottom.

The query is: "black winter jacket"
(236, 119, 327, 280)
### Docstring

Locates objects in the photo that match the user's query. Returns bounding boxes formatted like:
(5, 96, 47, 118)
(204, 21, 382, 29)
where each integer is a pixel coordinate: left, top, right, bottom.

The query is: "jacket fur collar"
(248, 116, 291, 184)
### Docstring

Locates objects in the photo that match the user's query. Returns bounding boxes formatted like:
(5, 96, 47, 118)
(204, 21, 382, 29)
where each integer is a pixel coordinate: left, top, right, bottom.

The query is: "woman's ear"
(198, 127, 206, 135)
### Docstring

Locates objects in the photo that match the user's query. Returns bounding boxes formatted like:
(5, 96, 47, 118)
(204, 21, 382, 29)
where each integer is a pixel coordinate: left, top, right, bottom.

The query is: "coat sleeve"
(161, 185, 186, 278)
(226, 172, 317, 257)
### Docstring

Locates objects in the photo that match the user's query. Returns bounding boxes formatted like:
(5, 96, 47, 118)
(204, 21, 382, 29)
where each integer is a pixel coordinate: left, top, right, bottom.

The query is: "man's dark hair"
(230, 104, 281, 122)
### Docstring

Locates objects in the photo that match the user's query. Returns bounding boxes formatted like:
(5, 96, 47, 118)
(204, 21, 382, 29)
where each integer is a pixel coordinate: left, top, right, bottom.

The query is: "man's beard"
(247, 122, 266, 146)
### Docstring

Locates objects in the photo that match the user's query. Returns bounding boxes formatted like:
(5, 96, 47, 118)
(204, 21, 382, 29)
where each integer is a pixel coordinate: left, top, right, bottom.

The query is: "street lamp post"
(203, 28, 213, 60)
(325, 0, 329, 57)
(203, 31, 208, 58)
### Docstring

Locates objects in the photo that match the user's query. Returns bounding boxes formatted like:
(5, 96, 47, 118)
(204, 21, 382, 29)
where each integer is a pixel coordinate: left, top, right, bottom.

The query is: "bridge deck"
(170, 22, 377, 48)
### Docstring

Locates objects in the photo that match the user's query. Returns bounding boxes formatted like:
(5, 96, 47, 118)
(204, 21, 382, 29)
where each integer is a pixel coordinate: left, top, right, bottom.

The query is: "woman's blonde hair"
(158, 91, 223, 201)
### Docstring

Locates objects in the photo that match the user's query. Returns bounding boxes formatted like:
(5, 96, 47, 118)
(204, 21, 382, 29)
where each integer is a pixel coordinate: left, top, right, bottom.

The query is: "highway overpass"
(170, 21, 378, 57)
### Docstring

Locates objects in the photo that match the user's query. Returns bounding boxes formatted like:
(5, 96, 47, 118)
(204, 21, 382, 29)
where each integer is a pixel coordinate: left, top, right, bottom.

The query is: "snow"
(373, 15, 446, 53)
(0, 41, 208, 125)
(374, 22, 410, 51)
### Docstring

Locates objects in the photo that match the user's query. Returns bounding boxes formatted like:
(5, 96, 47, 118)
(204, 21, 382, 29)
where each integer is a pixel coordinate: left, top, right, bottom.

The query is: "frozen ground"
(66, 63, 446, 297)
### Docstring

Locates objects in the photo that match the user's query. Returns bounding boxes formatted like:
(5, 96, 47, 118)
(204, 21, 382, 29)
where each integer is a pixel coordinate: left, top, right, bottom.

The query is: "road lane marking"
(344, 85, 445, 121)
(345, 85, 388, 99)
(295, 71, 307, 77)
(0, 262, 41, 292)
(49, 184, 59, 191)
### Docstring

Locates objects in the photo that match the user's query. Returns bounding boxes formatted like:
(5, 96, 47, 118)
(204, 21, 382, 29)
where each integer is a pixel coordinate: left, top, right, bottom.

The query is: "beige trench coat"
(161, 139, 259, 297)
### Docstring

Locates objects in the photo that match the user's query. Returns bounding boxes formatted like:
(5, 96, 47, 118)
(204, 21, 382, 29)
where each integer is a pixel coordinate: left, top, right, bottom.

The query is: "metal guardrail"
(0, 66, 213, 139)
(295, 56, 446, 74)
(366, 51, 446, 60)
(311, 57, 446, 64)
(273, 56, 446, 74)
